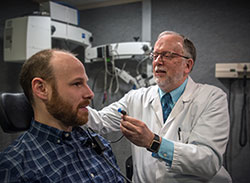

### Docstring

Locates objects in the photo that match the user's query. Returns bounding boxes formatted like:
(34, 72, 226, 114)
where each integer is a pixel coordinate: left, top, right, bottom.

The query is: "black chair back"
(0, 93, 33, 133)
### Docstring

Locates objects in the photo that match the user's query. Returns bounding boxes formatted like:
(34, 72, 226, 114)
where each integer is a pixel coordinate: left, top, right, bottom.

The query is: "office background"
(0, 0, 249, 182)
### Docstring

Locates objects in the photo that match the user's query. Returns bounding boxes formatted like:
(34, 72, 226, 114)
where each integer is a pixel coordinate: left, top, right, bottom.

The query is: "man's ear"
(184, 58, 194, 73)
(32, 77, 49, 100)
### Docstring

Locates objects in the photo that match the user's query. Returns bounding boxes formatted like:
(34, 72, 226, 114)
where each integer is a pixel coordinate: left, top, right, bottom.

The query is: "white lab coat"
(87, 76, 232, 183)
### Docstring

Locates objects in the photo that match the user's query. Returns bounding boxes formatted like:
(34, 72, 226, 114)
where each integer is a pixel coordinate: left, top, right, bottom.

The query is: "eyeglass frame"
(150, 51, 190, 61)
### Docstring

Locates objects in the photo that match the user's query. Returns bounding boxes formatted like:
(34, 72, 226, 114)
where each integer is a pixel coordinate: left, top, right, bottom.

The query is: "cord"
(102, 46, 121, 97)
(225, 78, 234, 172)
(108, 55, 120, 94)
(103, 47, 108, 105)
(109, 134, 124, 144)
(239, 65, 248, 147)
(101, 153, 132, 183)
(91, 67, 104, 108)
(86, 128, 132, 183)
(87, 127, 124, 144)
(136, 56, 150, 75)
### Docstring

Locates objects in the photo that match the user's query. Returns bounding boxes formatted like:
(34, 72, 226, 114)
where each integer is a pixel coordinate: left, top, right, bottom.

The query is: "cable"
(103, 47, 109, 105)
(136, 56, 150, 75)
(109, 135, 124, 144)
(224, 78, 234, 172)
(91, 67, 104, 108)
(101, 153, 132, 183)
(86, 128, 132, 183)
(108, 54, 120, 94)
(239, 65, 248, 147)
(102, 46, 121, 97)
(106, 108, 126, 144)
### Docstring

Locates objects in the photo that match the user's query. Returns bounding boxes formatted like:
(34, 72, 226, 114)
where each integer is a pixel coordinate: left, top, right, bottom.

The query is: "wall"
(0, 0, 249, 182)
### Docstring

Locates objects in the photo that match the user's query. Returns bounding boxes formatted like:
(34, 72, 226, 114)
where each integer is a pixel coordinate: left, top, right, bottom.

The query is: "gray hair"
(157, 31, 196, 63)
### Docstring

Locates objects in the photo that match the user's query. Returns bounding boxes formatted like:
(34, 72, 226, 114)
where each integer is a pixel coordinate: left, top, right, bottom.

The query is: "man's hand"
(120, 114, 154, 148)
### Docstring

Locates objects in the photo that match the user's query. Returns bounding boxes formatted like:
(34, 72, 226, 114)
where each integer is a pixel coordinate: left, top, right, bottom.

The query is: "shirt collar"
(29, 120, 79, 144)
(159, 78, 188, 104)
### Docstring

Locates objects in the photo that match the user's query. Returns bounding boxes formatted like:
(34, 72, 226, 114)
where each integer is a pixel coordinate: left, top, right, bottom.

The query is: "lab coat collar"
(148, 76, 196, 102)
(166, 76, 198, 124)
(181, 76, 198, 103)
(147, 85, 163, 125)
(148, 76, 197, 104)
(148, 76, 198, 126)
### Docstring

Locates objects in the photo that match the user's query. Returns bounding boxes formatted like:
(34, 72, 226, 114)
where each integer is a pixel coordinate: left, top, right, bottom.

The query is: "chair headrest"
(0, 93, 33, 133)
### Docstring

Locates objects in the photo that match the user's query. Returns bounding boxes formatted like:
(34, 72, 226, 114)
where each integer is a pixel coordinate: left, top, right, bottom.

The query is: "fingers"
(120, 115, 146, 134)
(122, 115, 143, 127)
(119, 115, 154, 147)
(120, 124, 137, 139)
(120, 123, 143, 146)
(120, 119, 136, 132)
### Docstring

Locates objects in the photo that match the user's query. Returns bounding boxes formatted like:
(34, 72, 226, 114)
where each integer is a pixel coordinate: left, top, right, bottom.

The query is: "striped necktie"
(161, 93, 172, 123)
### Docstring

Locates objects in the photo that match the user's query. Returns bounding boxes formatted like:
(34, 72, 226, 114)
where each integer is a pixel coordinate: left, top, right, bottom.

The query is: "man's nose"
(84, 85, 94, 100)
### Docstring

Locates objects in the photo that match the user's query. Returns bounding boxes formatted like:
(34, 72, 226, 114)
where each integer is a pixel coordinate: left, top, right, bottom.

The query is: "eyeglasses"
(150, 51, 190, 61)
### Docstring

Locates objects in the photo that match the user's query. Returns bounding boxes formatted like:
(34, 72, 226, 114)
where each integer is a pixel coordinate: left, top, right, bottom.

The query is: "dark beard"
(45, 85, 89, 127)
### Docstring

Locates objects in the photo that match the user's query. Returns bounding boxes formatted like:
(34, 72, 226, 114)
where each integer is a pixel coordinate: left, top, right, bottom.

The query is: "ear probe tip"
(118, 108, 127, 115)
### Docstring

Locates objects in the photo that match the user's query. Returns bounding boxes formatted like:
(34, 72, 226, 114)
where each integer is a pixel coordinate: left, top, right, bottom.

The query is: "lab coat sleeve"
(169, 87, 230, 179)
(86, 90, 133, 134)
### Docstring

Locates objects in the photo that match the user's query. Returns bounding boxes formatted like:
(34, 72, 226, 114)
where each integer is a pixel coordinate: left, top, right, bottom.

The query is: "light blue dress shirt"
(152, 78, 188, 167)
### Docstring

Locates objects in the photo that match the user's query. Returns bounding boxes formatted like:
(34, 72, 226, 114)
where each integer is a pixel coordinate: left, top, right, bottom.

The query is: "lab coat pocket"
(179, 130, 189, 144)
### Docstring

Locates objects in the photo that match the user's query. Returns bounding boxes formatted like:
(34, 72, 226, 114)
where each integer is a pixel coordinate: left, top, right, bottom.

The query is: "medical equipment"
(118, 108, 127, 115)
(3, 1, 92, 62)
(3, 1, 154, 91)
(215, 63, 250, 78)
(3, 15, 92, 62)
(3, 0, 151, 64)
(85, 42, 153, 90)
(40, 1, 79, 26)
(4, 15, 51, 62)
(85, 42, 151, 63)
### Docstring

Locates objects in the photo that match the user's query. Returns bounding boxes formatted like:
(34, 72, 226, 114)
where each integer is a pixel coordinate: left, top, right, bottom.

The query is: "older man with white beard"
(87, 30, 232, 183)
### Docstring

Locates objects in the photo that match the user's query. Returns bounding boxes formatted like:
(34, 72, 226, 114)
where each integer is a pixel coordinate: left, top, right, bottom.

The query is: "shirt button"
(57, 139, 61, 144)
(163, 153, 167, 157)
(90, 173, 95, 178)
(65, 133, 69, 137)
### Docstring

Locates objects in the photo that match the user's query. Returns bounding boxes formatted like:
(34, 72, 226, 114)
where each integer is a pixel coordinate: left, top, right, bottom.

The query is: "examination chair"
(0, 92, 133, 181)
(0, 92, 33, 133)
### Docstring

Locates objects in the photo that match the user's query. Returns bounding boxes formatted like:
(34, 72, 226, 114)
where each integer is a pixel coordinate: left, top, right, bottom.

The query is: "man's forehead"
(52, 52, 83, 67)
(155, 34, 184, 51)
(158, 33, 183, 42)
(50, 52, 86, 78)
